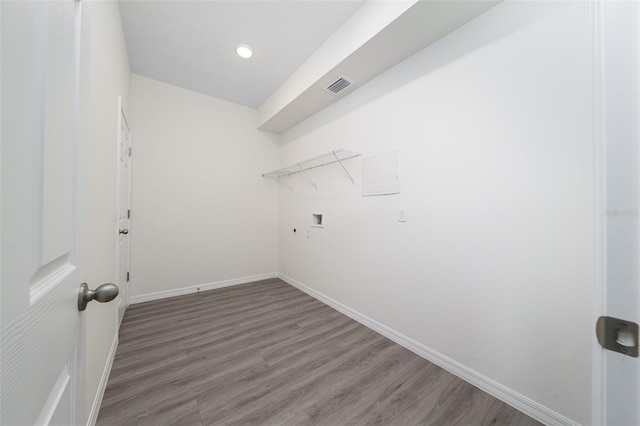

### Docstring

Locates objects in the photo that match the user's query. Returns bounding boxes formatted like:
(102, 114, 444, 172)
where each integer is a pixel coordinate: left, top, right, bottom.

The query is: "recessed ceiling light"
(236, 44, 253, 59)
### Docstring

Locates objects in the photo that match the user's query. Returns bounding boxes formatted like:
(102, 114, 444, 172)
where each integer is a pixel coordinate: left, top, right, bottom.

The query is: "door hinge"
(596, 316, 638, 357)
(126, 272, 130, 282)
(128, 147, 131, 157)
(127, 209, 131, 219)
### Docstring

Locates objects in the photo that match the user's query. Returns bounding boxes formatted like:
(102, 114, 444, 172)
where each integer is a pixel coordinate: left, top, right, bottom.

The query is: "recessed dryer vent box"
(311, 213, 324, 228)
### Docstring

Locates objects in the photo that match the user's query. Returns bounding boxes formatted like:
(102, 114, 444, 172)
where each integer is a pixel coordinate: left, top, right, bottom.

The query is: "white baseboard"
(129, 272, 279, 304)
(278, 273, 579, 426)
(86, 333, 118, 426)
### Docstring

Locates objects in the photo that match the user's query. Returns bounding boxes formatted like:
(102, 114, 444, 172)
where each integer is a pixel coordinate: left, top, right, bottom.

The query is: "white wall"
(130, 74, 279, 298)
(278, 2, 594, 424)
(79, 0, 131, 422)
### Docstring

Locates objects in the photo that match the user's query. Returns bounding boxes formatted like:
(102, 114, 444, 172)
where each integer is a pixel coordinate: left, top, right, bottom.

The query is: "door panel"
(1, 1, 84, 424)
(35, 365, 72, 425)
(117, 106, 132, 322)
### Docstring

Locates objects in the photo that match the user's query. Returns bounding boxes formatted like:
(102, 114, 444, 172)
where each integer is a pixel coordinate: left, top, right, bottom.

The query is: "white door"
(117, 102, 132, 323)
(598, 1, 640, 424)
(0, 1, 110, 424)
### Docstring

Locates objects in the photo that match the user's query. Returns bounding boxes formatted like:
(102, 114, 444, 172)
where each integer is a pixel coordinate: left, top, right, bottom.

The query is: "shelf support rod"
(297, 163, 317, 189)
(280, 176, 294, 192)
(332, 151, 355, 184)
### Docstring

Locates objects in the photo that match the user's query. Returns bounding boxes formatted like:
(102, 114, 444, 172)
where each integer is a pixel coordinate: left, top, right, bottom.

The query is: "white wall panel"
(278, 2, 594, 424)
(130, 75, 279, 296)
(79, 1, 131, 422)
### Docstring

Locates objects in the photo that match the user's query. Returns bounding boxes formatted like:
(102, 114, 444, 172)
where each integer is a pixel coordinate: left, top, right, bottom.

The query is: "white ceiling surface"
(118, 0, 366, 109)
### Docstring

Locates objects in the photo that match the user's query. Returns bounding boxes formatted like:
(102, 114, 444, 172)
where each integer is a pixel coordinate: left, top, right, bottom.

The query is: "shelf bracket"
(332, 150, 355, 184)
(297, 163, 318, 190)
(281, 176, 294, 192)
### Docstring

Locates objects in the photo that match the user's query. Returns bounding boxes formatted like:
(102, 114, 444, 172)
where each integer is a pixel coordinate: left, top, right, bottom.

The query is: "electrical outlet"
(398, 207, 406, 222)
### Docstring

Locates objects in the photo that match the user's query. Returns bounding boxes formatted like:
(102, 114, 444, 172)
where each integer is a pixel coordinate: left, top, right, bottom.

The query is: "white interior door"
(117, 103, 132, 323)
(0, 1, 91, 424)
(599, 1, 640, 424)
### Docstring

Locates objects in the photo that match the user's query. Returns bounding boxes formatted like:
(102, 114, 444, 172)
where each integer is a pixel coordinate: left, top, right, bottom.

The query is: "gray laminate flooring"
(97, 278, 541, 426)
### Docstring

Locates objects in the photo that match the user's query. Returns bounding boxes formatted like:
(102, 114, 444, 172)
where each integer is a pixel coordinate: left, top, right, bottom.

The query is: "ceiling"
(118, 0, 366, 109)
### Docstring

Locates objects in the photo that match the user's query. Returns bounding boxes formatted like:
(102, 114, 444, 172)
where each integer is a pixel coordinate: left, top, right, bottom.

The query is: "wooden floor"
(97, 278, 540, 426)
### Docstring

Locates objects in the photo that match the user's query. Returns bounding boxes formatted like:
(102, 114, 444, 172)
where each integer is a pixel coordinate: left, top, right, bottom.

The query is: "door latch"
(596, 316, 638, 357)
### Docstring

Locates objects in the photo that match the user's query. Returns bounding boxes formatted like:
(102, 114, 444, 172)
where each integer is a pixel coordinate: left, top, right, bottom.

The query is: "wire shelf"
(262, 149, 360, 190)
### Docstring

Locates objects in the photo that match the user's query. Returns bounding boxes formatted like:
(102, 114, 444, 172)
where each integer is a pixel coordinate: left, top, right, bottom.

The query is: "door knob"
(78, 283, 119, 311)
(119, 229, 129, 235)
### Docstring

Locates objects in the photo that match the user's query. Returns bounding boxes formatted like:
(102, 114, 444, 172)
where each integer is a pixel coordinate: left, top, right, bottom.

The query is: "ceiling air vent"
(324, 76, 353, 94)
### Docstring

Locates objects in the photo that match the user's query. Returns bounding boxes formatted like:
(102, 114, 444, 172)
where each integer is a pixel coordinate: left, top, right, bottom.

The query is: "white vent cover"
(324, 76, 353, 94)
